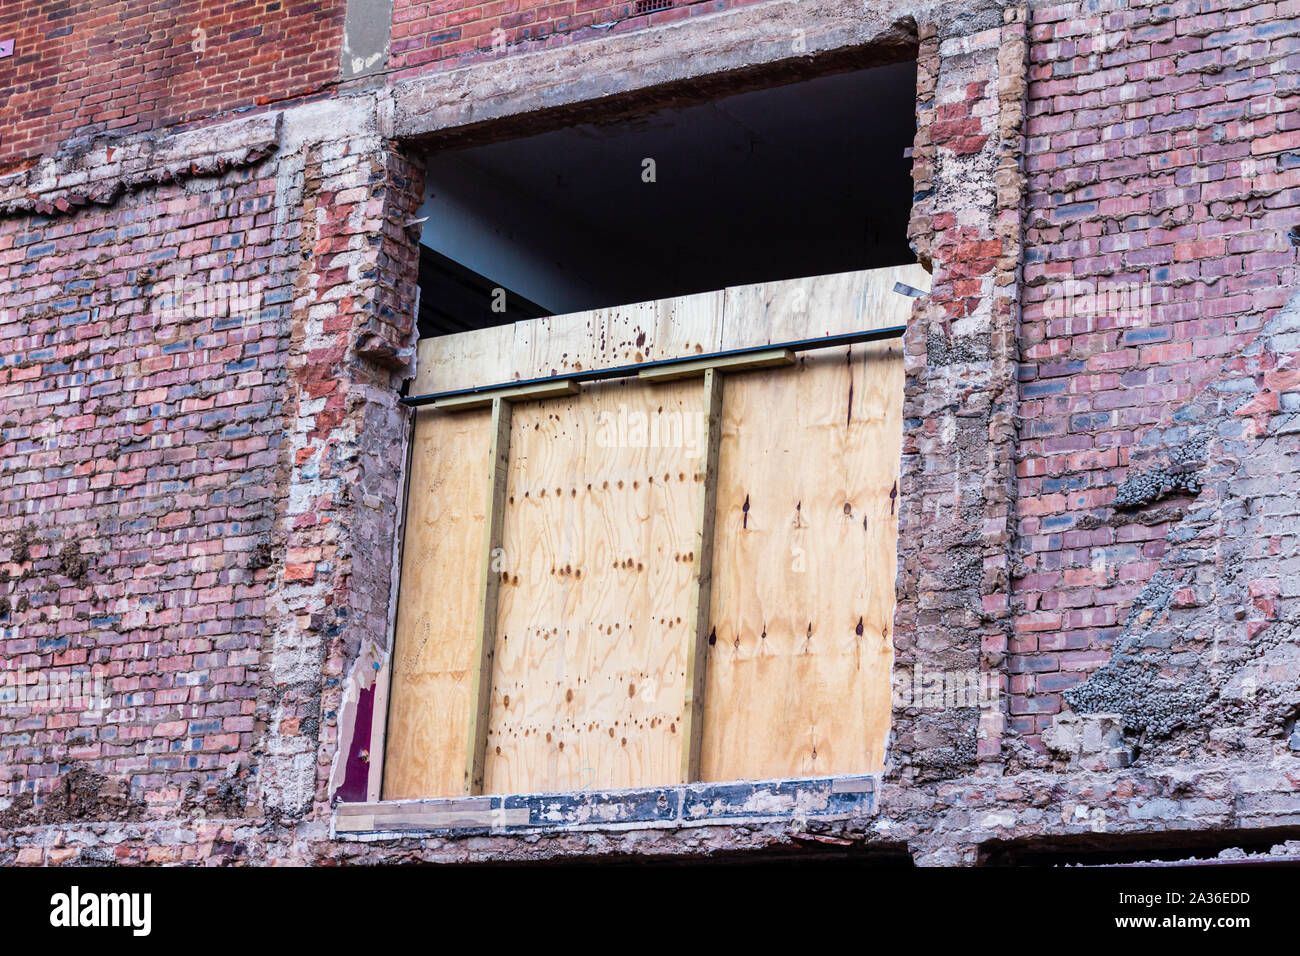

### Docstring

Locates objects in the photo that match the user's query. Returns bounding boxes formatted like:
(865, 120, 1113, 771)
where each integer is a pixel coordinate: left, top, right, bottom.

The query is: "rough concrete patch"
(0, 113, 282, 215)
(0, 766, 146, 828)
(278, 95, 382, 154)
(1113, 435, 1207, 509)
(340, 0, 394, 81)
(57, 539, 90, 585)
(1064, 570, 1208, 738)
(247, 533, 274, 570)
(182, 760, 252, 817)
(927, 328, 991, 366)
(1067, 292, 1300, 754)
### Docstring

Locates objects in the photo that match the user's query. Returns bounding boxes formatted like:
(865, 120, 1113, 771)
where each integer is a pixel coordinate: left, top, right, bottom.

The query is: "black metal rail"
(400, 323, 908, 408)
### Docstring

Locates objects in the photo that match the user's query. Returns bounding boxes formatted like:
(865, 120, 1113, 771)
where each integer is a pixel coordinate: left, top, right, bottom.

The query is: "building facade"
(1, 0, 1298, 865)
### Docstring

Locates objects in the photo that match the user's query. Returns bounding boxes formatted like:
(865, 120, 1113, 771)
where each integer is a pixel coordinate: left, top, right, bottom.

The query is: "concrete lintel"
(390, 0, 932, 147)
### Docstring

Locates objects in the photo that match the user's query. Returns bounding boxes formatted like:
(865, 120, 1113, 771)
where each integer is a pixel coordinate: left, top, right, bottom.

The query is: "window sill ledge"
(332, 774, 876, 839)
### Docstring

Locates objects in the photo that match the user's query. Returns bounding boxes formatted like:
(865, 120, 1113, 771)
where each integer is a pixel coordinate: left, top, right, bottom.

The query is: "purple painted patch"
(333, 681, 376, 803)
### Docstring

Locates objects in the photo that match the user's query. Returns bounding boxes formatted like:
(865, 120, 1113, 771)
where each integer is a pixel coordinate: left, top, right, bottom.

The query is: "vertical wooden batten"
(465, 396, 514, 794)
(680, 368, 724, 783)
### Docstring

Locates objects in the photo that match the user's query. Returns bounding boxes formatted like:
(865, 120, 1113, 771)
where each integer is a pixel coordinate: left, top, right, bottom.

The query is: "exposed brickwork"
(0, 151, 291, 822)
(1012, 0, 1300, 750)
(0, 93, 420, 832)
(894, 4, 1028, 783)
(388, 0, 750, 75)
(2, 0, 1299, 866)
(260, 127, 421, 816)
(0, 0, 347, 169)
(1060, 295, 1300, 764)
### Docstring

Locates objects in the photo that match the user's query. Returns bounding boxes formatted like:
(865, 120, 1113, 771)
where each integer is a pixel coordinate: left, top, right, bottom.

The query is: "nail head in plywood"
(465, 396, 513, 794)
(636, 348, 796, 383)
(680, 368, 724, 783)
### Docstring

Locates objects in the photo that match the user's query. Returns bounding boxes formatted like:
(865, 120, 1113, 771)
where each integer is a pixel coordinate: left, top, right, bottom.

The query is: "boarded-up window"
(382, 265, 925, 799)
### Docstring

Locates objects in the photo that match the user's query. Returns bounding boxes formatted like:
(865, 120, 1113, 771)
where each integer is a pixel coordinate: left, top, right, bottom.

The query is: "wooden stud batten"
(465, 396, 513, 794)
(366, 653, 393, 803)
(435, 379, 579, 411)
(680, 368, 724, 783)
(636, 348, 796, 383)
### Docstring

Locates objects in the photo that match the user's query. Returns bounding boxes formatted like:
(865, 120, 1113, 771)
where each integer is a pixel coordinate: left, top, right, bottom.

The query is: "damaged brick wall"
(258, 126, 422, 818)
(1013, 0, 1300, 753)
(1060, 294, 1300, 765)
(3, 0, 1299, 866)
(0, 0, 347, 169)
(893, 3, 1029, 782)
(0, 137, 292, 826)
(0, 94, 423, 855)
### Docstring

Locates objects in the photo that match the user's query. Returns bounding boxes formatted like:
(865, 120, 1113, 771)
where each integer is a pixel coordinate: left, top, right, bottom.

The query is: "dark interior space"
(416, 247, 548, 335)
(979, 826, 1300, 866)
(415, 59, 918, 338)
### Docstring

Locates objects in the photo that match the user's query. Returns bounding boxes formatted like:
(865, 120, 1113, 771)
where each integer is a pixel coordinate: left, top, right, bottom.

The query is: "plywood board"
(699, 339, 903, 782)
(511, 291, 725, 379)
(413, 290, 726, 398)
(411, 266, 924, 398)
(414, 322, 515, 394)
(719, 263, 927, 349)
(383, 406, 492, 799)
(387, 265, 919, 800)
(483, 377, 705, 794)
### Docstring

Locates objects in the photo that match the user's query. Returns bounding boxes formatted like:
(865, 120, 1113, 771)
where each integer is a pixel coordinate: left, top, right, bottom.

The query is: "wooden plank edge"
(464, 397, 512, 794)
(434, 379, 579, 410)
(637, 347, 796, 383)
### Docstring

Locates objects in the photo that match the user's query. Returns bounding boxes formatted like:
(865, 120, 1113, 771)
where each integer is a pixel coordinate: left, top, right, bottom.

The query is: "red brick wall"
(1013, 0, 1300, 747)
(0, 161, 293, 820)
(0, 0, 346, 169)
(389, 0, 745, 75)
(3, 0, 1300, 864)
